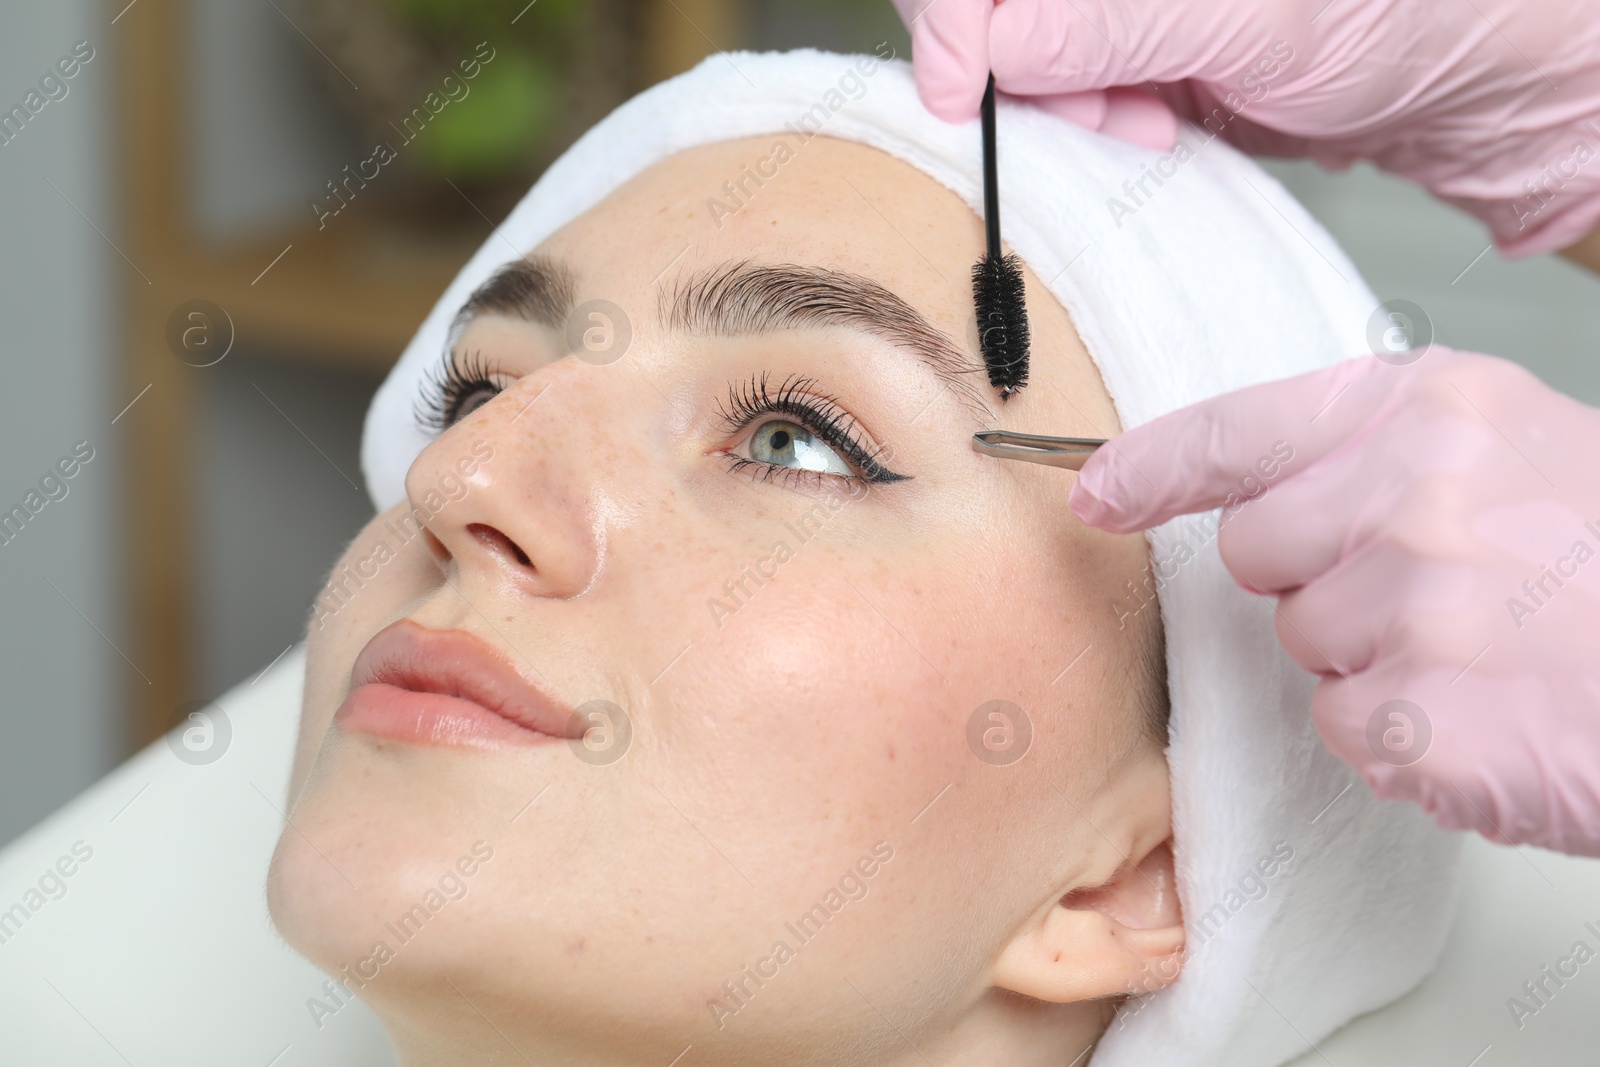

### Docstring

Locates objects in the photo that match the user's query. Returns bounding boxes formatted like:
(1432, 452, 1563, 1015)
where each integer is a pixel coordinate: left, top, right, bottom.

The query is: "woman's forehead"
(522, 135, 1113, 431)
(536, 136, 978, 298)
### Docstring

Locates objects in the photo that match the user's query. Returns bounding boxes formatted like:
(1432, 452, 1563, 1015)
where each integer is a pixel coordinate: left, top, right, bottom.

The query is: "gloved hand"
(888, 0, 1180, 149)
(1069, 347, 1600, 857)
(890, 0, 1600, 256)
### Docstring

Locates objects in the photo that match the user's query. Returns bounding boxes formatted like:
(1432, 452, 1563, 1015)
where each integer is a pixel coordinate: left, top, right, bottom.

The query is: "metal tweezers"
(971, 430, 1106, 471)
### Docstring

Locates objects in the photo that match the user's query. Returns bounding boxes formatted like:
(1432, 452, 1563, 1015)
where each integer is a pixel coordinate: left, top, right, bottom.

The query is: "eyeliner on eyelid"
(414, 354, 906, 486)
(717, 372, 908, 485)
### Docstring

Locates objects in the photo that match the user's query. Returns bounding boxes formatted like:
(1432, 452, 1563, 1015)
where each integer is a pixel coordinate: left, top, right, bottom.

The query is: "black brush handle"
(980, 72, 1001, 260)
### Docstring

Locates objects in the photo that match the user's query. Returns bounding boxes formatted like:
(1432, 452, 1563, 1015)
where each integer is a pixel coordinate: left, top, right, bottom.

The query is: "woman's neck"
(377, 986, 1112, 1067)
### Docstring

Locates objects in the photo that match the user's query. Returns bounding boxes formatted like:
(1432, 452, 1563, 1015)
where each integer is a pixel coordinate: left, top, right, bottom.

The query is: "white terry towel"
(358, 48, 1462, 1067)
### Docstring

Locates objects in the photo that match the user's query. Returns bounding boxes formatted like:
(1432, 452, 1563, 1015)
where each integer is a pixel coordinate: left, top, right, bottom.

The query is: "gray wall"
(191, 349, 379, 702)
(185, 0, 381, 701)
(191, 0, 349, 240)
(0, 1, 120, 849)
(1263, 159, 1600, 404)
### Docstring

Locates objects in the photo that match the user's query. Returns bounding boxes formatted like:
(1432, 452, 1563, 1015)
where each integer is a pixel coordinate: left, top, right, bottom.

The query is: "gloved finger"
(1267, 541, 1419, 677)
(1005, 85, 1178, 151)
(891, 0, 1183, 145)
(891, 0, 992, 122)
(1017, 87, 1108, 131)
(1069, 355, 1400, 534)
(1308, 662, 1523, 844)
(1213, 431, 1385, 594)
(1098, 86, 1180, 151)
(988, 0, 1288, 94)
(1153, 81, 1318, 157)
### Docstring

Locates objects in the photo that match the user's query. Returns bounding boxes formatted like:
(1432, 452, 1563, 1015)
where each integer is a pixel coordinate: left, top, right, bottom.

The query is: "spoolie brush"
(972, 72, 1030, 400)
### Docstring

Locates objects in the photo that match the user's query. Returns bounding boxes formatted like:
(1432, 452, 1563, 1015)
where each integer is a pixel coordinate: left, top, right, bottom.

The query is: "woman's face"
(270, 135, 1178, 1066)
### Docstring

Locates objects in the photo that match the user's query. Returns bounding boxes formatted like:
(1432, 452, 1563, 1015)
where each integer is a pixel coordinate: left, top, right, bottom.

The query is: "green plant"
(391, 0, 583, 180)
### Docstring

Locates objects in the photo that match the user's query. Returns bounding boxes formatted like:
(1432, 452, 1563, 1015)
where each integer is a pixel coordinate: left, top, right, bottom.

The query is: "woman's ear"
(991, 838, 1185, 1004)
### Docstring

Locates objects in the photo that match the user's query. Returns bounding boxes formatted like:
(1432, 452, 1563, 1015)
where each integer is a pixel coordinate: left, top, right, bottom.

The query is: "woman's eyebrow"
(450, 257, 992, 418)
(448, 256, 577, 338)
(660, 260, 991, 416)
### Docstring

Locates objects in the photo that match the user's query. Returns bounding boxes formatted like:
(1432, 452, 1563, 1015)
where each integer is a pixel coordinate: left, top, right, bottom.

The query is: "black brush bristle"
(973, 250, 1029, 398)
(973, 72, 1029, 400)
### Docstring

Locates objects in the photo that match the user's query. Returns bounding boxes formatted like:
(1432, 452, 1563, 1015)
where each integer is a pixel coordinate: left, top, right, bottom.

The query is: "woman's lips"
(336, 619, 582, 749)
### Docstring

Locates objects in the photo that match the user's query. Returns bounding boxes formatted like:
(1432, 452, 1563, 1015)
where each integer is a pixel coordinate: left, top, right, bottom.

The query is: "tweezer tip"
(970, 429, 1107, 470)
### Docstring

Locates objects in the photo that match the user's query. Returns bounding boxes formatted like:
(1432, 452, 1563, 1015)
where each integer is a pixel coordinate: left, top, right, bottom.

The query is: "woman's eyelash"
(716, 372, 907, 485)
(414, 359, 907, 486)
(414, 348, 503, 435)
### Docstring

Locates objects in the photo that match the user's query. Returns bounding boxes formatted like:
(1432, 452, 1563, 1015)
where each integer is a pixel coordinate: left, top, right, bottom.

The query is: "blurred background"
(2, 0, 1598, 849)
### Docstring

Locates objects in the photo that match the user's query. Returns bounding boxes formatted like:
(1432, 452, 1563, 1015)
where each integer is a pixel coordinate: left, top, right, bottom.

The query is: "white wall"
(0, 1, 119, 845)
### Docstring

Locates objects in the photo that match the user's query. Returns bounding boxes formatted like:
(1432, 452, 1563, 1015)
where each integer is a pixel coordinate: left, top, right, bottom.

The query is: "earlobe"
(992, 839, 1185, 1004)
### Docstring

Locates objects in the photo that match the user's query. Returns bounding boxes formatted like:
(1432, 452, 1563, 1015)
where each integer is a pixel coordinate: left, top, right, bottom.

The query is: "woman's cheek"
(686, 562, 959, 802)
(292, 506, 439, 787)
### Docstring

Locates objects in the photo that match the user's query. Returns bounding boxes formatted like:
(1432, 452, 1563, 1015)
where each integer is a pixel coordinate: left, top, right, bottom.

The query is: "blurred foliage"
(391, 0, 582, 180)
(287, 0, 912, 204)
(415, 49, 554, 180)
(395, 0, 582, 31)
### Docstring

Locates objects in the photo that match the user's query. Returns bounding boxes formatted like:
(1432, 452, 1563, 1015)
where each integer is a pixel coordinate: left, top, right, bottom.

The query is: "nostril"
(467, 522, 532, 569)
(422, 529, 451, 565)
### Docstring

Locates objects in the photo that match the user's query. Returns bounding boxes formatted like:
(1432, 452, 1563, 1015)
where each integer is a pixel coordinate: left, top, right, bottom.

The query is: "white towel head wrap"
(359, 49, 1460, 1067)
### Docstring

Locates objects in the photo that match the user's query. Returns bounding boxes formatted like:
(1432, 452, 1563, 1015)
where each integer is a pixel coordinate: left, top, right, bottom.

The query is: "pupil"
(770, 428, 791, 450)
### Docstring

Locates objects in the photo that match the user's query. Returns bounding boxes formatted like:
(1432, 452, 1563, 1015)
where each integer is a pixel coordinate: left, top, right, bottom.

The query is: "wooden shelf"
(163, 220, 479, 370)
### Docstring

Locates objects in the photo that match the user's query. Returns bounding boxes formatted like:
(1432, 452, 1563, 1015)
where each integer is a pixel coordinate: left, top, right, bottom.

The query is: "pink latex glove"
(1069, 347, 1600, 856)
(888, 0, 1180, 150)
(890, 0, 1600, 257)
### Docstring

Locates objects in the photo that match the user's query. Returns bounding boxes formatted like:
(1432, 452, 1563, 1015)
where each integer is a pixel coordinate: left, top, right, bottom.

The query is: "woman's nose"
(402, 375, 603, 600)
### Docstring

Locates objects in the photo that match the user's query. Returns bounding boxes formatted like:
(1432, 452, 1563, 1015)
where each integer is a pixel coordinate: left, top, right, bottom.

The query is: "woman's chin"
(266, 823, 495, 1001)
(265, 826, 371, 976)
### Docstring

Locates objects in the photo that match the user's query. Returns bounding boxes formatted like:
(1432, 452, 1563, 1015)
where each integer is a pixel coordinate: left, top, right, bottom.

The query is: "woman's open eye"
(449, 385, 499, 424)
(717, 373, 908, 486)
(746, 419, 853, 476)
(415, 348, 507, 434)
